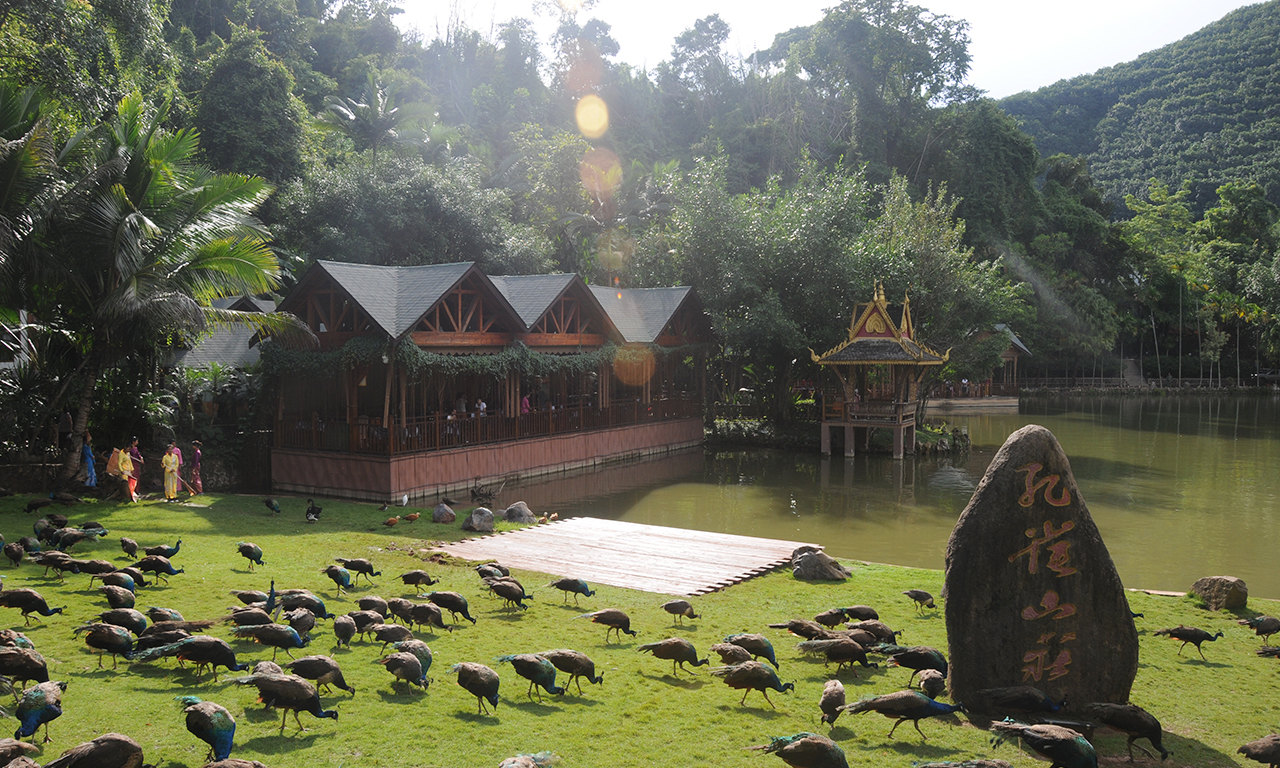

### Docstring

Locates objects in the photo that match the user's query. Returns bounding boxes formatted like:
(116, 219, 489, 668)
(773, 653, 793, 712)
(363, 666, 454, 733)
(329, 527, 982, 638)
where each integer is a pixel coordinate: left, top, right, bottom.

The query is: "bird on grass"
(283, 608, 317, 639)
(710, 661, 794, 708)
(69, 559, 116, 585)
(177, 695, 236, 762)
(99, 586, 134, 610)
(0, 585, 63, 625)
(1086, 702, 1170, 762)
(661, 599, 700, 625)
(536, 649, 601, 694)
(814, 608, 850, 628)
(379, 651, 427, 692)
(638, 638, 708, 675)
(231, 672, 338, 735)
(332, 615, 355, 648)
(796, 639, 878, 676)
(476, 563, 510, 579)
(496, 654, 565, 702)
(1153, 625, 1224, 659)
(305, 499, 321, 523)
(990, 721, 1097, 768)
(711, 642, 754, 665)
(382, 516, 400, 527)
(840, 690, 964, 740)
(904, 589, 936, 612)
(335, 558, 380, 584)
(547, 577, 595, 605)
(146, 606, 183, 624)
(0, 629, 34, 649)
(3, 543, 22, 568)
(748, 733, 849, 768)
(204, 760, 268, 768)
(97, 608, 148, 636)
(576, 609, 636, 642)
(819, 679, 846, 727)
(847, 620, 900, 643)
(99, 572, 136, 593)
(285, 655, 355, 694)
(143, 539, 181, 558)
(426, 591, 475, 624)
(73, 623, 134, 669)
(489, 580, 533, 611)
(917, 669, 946, 700)
(356, 596, 388, 617)
(968, 686, 1064, 717)
(499, 752, 560, 768)
(14, 680, 65, 743)
(133, 555, 184, 584)
(452, 662, 500, 714)
(724, 633, 779, 669)
(236, 543, 265, 571)
(876, 644, 947, 685)
(839, 605, 880, 623)
(279, 591, 332, 618)
(263, 498, 281, 515)
(0, 648, 48, 688)
(407, 604, 453, 635)
(30, 551, 77, 580)
(1239, 616, 1280, 644)
(1238, 734, 1280, 767)
(371, 623, 415, 649)
(132, 636, 248, 682)
(772, 619, 842, 640)
(388, 640, 433, 675)
(0, 739, 38, 764)
(399, 570, 439, 590)
(403, 512, 420, 522)
(321, 565, 352, 595)
(40, 732, 143, 768)
(232, 624, 309, 661)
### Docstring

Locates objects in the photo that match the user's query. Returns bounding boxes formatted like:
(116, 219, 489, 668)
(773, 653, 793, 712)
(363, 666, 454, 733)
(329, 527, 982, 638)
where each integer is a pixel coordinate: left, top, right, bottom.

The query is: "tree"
(316, 72, 429, 169)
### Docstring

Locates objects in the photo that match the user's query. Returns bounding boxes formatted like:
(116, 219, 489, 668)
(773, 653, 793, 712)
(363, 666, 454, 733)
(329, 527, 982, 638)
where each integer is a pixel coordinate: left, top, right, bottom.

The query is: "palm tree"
(33, 93, 312, 482)
(316, 73, 429, 169)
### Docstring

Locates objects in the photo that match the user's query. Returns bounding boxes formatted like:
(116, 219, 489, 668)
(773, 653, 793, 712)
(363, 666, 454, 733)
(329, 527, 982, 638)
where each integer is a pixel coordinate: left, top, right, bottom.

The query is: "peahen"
(131, 635, 248, 682)
(96, 608, 148, 635)
(548, 577, 595, 605)
(99, 585, 134, 610)
(710, 661, 794, 707)
(1086, 702, 1170, 761)
(576, 609, 636, 642)
(840, 690, 964, 740)
(332, 615, 356, 648)
(388, 640, 433, 673)
(877, 644, 947, 684)
(118, 538, 138, 559)
(1153, 625, 1224, 659)
(536, 649, 601, 694)
(14, 680, 65, 742)
(99, 572, 136, 593)
(284, 655, 355, 694)
(724, 633, 779, 668)
(847, 620, 900, 643)
(796, 638, 878, 676)
(1239, 616, 1280, 644)
(371, 623, 415, 649)
(177, 695, 236, 762)
(711, 643, 754, 665)
(143, 538, 181, 558)
(231, 624, 310, 661)
(279, 591, 332, 618)
(357, 595, 388, 617)
(990, 721, 1097, 768)
(0, 647, 48, 687)
(661, 599, 700, 625)
(3, 542, 22, 567)
(40, 732, 142, 768)
(918, 669, 946, 700)
(499, 752, 560, 768)
(236, 542, 265, 571)
(146, 606, 184, 624)
(452, 661, 500, 714)
(426, 591, 475, 624)
(0, 584, 63, 625)
(407, 603, 452, 634)
(903, 589, 936, 611)
(748, 732, 849, 768)
(1239, 734, 1280, 767)
(72, 623, 134, 669)
(495, 653, 564, 701)
(379, 651, 428, 692)
(321, 565, 351, 595)
(231, 672, 338, 734)
(335, 557, 380, 584)
(0, 739, 38, 764)
(637, 637, 708, 675)
(489, 579, 534, 611)
(399, 570, 439, 590)
(819, 679, 846, 726)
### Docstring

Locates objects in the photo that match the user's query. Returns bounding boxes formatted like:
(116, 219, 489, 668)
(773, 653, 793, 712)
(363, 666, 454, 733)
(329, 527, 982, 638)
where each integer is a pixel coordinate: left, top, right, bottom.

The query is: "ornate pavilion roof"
(810, 284, 949, 366)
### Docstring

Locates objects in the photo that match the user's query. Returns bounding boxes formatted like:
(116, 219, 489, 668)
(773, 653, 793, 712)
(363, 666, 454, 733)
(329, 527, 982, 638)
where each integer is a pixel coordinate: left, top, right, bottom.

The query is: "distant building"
(168, 295, 275, 369)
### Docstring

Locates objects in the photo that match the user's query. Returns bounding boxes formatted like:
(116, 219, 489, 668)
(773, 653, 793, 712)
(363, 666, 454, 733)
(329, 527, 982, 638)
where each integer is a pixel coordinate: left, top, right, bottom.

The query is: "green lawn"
(0, 491, 1273, 767)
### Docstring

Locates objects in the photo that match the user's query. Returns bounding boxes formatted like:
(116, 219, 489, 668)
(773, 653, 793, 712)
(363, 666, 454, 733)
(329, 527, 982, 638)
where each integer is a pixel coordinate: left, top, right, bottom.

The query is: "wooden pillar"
(844, 425, 855, 458)
(820, 423, 830, 455)
(893, 424, 904, 460)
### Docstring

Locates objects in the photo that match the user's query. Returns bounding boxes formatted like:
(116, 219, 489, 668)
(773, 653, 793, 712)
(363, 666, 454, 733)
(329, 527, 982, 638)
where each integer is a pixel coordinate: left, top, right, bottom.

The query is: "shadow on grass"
(241, 729, 333, 752)
(375, 687, 427, 703)
(714, 701, 789, 718)
(877, 739, 962, 760)
(556, 693, 601, 706)
(509, 698, 563, 715)
(828, 725, 856, 741)
(636, 670, 709, 689)
(450, 709, 500, 723)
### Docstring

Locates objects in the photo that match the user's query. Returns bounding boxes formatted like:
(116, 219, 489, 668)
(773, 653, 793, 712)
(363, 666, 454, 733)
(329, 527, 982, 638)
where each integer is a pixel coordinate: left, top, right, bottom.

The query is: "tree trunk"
(772, 358, 795, 425)
(59, 357, 100, 485)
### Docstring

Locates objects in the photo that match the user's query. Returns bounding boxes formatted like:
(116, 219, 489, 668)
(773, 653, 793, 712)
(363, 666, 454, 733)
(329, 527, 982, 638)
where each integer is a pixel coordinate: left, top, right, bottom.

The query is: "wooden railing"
(275, 398, 703, 456)
(822, 400, 917, 423)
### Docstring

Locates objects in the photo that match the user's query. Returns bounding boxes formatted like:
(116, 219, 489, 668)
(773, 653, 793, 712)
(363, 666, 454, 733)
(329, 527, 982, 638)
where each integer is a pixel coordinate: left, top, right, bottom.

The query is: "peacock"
(321, 565, 352, 595)
(1239, 616, 1280, 644)
(724, 633, 779, 668)
(388, 640, 433, 675)
(332, 615, 355, 648)
(1086, 702, 1170, 762)
(499, 752, 560, 768)
(748, 732, 849, 768)
(0, 628, 34, 649)
(40, 732, 142, 768)
(711, 643, 754, 665)
(426, 591, 475, 624)
(876, 644, 948, 684)
(1153, 625, 1224, 659)
(819, 679, 846, 727)
(263, 498, 281, 515)
(903, 589, 936, 612)
(133, 555, 184, 584)
(0, 585, 62, 625)
(97, 608, 148, 635)
(840, 690, 964, 740)
(0, 647, 48, 688)
(379, 651, 428, 692)
(661, 599, 700, 625)
(99, 585, 134, 610)
(452, 661, 500, 714)
(99, 572, 136, 593)
(177, 695, 236, 762)
(548, 577, 595, 605)
(399, 570, 439, 590)
(132, 635, 248, 682)
(285, 655, 355, 694)
(143, 539, 181, 558)
(967, 686, 1064, 716)
(990, 721, 1097, 768)
(489, 579, 534, 611)
(1239, 734, 1280, 767)
(231, 672, 338, 734)
(72, 623, 134, 669)
(14, 680, 65, 742)
(576, 609, 636, 642)
(231, 624, 310, 661)
(279, 590, 332, 618)
(496, 654, 564, 702)
(236, 542, 265, 571)
(710, 661, 795, 708)
(335, 558, 380, 584)
(796, 638, 878, 676)
(536, 649, 601, 694)
(637, 637, 708, 675)
(119, 537, 138, 559)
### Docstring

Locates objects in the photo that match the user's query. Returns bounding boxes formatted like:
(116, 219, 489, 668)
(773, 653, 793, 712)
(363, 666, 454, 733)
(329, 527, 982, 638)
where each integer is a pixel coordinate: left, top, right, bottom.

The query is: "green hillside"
(1000, 1, 1280, 210)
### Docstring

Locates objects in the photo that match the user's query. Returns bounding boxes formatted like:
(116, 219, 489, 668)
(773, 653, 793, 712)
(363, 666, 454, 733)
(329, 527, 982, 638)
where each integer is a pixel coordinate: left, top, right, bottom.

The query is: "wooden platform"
(434, 516, 817, 596)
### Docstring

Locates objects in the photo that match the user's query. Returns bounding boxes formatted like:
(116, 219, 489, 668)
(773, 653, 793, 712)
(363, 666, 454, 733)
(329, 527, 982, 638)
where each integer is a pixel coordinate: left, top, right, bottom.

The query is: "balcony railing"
(822, 400, 917, 423)
(275, 398, 703, 456)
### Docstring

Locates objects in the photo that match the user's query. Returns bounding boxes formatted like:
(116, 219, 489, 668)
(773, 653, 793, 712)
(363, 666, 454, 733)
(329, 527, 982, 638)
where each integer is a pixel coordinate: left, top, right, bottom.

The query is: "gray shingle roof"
(489, 274, 577, 327)
(316, 260, 476, 338)
(588, 285, 693, 344)
(171, 295, 276, 369)
(996, 324, 1032, 357)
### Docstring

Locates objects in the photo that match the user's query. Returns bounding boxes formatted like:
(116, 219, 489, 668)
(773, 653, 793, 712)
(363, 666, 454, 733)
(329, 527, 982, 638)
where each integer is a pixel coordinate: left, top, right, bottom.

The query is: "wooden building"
(811, 284, 948, 458)
(269, 261, 710, 502)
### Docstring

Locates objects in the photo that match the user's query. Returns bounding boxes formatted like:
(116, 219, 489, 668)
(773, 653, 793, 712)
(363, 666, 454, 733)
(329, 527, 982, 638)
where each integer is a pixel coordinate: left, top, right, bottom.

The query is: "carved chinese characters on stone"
(944, 425, 1138, 709)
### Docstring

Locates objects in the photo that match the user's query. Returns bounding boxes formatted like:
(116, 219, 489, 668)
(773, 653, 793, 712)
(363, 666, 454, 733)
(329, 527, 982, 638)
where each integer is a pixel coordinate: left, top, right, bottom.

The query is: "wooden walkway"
(434, 516, 817, 596)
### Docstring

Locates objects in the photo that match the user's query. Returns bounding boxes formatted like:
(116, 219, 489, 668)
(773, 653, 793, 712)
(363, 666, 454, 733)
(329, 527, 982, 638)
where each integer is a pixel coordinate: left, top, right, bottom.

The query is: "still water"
(509, 396, 1280, 598)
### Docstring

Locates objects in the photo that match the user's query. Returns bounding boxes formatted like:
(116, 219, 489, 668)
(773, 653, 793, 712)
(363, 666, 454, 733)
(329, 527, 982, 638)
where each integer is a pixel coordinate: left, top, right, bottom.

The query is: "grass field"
(0, 491, 1275, 767)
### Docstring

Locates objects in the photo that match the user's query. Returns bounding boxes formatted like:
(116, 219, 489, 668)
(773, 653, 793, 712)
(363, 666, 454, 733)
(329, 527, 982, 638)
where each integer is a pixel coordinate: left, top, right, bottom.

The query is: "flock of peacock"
(1, 504, 1279, 767)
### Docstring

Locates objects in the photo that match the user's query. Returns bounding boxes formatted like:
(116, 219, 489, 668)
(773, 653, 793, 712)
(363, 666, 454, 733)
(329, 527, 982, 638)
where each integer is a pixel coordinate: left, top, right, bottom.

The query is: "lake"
(507, 395, 1280, 598)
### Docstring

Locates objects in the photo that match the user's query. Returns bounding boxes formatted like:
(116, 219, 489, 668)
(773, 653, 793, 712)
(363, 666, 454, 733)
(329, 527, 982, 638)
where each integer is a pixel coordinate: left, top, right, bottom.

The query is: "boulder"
(504, 501, 537, 524)
(460, 507, 494, 533)
(944, 424, 1139, 709)
(791, 545, 851, 581)
(1190, 576, 1248, 611)
(432, 503, 455, 524)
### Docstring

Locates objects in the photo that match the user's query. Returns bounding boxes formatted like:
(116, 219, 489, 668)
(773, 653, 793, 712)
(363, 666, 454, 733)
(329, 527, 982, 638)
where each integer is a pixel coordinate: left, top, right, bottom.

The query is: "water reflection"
(506, 395, 1280, 598)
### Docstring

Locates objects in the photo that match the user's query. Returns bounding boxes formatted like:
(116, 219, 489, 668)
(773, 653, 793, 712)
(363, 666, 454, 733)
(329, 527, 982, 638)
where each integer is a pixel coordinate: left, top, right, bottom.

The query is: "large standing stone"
(461, 507, 494, 533)
(791, 546, 852, 581)
(503, 501, 537, 524)
(432, 503, 456, 524)
(944, 425, 1138, 709)
(1190, 576, 1248, 610)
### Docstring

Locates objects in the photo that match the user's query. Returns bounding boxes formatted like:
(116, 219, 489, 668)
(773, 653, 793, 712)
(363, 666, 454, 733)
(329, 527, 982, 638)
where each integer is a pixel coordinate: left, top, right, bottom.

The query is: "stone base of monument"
(1190, 576, 1248, 611)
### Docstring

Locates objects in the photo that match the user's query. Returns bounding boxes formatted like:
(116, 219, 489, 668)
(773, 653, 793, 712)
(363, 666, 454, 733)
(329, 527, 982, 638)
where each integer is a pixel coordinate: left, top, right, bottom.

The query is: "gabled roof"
(489, 273, 578, 327)
(811, 284, 948, 366)
(996, 324, 1032, 357)
(588, 285, 695, 344)
(171, 295, 274, 369)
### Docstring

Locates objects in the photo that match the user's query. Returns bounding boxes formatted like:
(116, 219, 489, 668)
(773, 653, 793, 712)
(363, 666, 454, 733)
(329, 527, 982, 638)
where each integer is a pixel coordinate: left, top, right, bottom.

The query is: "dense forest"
(2, 0, 1279, 465)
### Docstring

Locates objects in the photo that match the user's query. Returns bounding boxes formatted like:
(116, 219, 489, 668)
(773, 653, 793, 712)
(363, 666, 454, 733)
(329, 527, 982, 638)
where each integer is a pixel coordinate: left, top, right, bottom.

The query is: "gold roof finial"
(875, 282, 886, 304)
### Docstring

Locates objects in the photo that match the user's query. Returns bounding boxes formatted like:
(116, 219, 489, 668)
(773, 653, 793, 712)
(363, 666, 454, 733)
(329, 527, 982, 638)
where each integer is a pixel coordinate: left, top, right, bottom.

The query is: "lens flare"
(579, 147, 621, 199)
(576, 94, 609, 139)
(614, 347, 655, 386)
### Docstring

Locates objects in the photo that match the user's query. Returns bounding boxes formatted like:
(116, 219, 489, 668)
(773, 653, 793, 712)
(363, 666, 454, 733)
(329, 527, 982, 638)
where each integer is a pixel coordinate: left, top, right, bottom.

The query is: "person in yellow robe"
(162, 442, 181, 501)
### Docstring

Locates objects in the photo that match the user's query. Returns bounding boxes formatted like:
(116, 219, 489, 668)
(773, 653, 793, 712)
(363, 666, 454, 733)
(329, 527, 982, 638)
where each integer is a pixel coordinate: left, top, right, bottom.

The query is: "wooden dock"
(434, 516, 817, 596)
